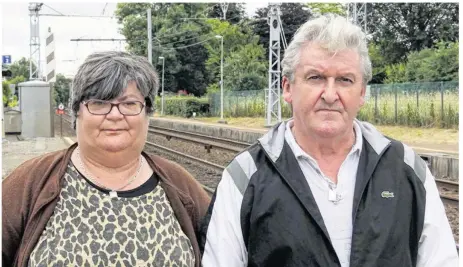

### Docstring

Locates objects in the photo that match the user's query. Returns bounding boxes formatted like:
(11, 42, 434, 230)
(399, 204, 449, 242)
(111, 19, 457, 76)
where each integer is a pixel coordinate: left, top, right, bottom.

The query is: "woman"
(3, 51, 210, 267)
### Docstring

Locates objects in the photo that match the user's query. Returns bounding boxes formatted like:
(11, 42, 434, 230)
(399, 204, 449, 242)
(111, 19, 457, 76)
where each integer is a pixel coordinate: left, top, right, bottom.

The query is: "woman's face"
(76, 81, 149, 154)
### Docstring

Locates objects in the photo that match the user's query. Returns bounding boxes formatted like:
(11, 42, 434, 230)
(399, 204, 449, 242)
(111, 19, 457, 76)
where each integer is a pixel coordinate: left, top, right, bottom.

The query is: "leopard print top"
(28, 163, 195, 267)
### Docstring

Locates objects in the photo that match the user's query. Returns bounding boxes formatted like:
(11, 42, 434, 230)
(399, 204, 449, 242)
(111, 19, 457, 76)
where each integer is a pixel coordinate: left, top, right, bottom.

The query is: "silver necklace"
(76, 147, 144, 198)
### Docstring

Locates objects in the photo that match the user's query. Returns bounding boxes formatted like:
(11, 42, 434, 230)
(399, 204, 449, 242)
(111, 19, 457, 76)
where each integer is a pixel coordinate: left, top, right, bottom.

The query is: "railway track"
(436, 179, 459, 207)
(57, 114, 459, 207)
(145, 139, 460, 208)
(148, 125, 249, 153)
(436, 179, 459, 192)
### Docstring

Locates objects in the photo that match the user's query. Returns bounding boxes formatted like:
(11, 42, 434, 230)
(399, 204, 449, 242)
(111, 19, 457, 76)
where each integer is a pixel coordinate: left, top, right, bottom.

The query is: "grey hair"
(281, 13, 372, 84)
(71, 51, 159, 128)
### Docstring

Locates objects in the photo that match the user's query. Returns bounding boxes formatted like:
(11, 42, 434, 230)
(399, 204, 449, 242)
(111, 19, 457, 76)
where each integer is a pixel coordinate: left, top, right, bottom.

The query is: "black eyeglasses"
(82, 99, 145, 116)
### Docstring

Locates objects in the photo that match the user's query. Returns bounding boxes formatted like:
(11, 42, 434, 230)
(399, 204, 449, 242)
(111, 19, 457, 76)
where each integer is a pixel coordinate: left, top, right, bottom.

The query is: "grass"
(155, 114, 458, 147)
(207, 90, 459, 128)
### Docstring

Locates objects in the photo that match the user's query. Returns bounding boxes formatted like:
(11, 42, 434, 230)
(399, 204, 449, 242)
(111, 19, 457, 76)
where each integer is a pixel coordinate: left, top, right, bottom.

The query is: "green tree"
(367, 3, 458, 64)
(250, 3, 312, 57)
(384, 63, 407, 84)
(52, 74, 72, 106)
(115, 3, 212, 96)
(369, 43, 388, 83)
(207, 3, 246, 24)
(306, 3, 346, 16)
(405, 41, 459, 82)
(204, 19, 267, 92)
(2, 76, 25, 107)
(8, 58, 37, 80)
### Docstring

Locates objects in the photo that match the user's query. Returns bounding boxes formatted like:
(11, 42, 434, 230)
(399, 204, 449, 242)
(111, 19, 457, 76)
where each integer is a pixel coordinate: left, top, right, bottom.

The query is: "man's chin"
(311, 121, 345, 138)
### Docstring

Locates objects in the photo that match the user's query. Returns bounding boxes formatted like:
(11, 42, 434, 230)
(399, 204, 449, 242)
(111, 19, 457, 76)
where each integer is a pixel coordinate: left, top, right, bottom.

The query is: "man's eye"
(308, 75, 322, 80)
(340, 77, 353, 83)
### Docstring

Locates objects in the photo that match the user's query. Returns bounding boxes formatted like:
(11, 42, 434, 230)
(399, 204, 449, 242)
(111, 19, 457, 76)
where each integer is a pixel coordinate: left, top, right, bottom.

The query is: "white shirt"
(285, 120, 362, 267)
(201, 120, 458, 267)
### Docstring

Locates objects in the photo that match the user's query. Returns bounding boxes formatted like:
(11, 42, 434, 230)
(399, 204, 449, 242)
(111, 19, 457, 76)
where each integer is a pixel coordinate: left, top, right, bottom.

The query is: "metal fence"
(208, 81, 459, 128)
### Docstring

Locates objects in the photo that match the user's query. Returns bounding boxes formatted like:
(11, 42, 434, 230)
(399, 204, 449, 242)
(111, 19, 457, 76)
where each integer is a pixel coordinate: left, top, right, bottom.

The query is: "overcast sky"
(1, 2, 269, 78)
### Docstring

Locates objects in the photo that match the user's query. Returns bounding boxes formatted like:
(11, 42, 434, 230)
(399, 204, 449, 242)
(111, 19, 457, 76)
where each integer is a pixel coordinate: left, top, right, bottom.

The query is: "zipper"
(351, 143, 390, 225)
(257, 140, 342, 266)
(349, 143, 391, 265)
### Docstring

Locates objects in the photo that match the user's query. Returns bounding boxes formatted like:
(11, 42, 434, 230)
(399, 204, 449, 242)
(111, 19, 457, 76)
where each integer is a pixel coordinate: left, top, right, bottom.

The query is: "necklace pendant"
(109, 191, 118, 198)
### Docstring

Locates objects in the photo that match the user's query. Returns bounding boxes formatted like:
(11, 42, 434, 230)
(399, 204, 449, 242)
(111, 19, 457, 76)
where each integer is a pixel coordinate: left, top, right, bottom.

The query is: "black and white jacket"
(200, 119, 458, 267)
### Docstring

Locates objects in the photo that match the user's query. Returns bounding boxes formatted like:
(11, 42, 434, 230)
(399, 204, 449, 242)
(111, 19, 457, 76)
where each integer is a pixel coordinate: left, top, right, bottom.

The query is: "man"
(200, 14, 458, 267)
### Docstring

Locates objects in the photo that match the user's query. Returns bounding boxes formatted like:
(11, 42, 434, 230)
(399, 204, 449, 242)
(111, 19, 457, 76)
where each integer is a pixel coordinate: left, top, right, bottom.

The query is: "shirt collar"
(284, 119, 363, 160)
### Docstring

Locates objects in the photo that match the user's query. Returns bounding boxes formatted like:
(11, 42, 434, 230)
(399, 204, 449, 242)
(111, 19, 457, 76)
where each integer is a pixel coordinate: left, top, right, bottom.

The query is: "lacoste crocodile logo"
(381, 191, 394, 198)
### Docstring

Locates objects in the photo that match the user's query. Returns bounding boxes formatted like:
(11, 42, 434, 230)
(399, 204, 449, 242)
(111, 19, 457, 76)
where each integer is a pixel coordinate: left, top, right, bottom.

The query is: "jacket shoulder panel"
(225, 146, 259, 196)
(401, 143, 427, 184)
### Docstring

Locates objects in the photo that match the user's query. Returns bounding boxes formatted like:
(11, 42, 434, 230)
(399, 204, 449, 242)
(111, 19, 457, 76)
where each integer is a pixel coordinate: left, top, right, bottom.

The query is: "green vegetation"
(159, 81, 458, 129)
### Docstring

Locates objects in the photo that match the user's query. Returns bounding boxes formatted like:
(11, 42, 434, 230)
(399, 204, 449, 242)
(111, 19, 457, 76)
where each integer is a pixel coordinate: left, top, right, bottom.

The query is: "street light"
(158, 56, 165, 116)
(215, 35, 226, 124)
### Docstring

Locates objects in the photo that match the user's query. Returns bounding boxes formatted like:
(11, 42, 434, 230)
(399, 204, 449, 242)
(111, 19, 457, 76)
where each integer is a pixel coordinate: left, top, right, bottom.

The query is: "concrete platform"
(2, 135, 71, 179)
(151, 117, 265, 144)
(150, 117, 459, 180)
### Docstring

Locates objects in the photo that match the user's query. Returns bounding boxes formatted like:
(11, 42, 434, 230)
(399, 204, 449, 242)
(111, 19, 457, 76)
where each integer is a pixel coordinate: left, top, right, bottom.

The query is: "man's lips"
(317, 109, 341, 112)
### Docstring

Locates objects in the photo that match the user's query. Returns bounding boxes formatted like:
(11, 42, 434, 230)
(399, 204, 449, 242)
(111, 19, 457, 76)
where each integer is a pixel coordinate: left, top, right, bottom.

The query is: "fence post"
(416, 89, 419, 110)
(440, 81, 444, 127)
(394, 86, 398, 124)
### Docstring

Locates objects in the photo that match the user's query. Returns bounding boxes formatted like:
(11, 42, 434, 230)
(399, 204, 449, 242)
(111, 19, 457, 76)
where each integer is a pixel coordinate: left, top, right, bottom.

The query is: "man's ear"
(359, 84, 366, 107)
(282, 76, 293, 104)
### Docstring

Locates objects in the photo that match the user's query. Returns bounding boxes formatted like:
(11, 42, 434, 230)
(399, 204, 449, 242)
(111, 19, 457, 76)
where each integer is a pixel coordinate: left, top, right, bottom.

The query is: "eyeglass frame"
(82, 99, 146, 116)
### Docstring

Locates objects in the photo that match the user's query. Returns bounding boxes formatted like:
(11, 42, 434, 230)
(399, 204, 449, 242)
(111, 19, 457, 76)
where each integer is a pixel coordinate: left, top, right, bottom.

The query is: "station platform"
(2, 135, 72, 179)
(150, 116, 459, 180)
(151, 116, 459, 155)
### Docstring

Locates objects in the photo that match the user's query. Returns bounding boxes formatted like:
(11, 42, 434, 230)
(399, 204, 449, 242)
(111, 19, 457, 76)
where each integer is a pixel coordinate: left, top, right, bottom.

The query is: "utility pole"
(158, 57, 165, 116)
(215, 35, 226, 124)
(147, 8, 152, 64)
(265, 4, 282, 127)
(29, 2, 43, 80)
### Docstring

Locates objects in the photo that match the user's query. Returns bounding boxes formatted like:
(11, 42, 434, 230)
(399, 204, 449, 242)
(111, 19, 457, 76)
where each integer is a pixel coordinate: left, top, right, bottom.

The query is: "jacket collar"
(256, 118, 392, 252)
(258, 118, 391, 161)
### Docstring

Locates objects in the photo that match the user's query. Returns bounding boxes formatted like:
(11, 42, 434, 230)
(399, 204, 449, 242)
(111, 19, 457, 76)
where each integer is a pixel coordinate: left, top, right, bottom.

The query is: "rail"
(436, 179, 459, 192)
(57, 114, 459, 207)
(150, 125, 459, 157)
(144, 141, 218, 194)
(148, 125, 248, 153)
(145, 141, 459, 208)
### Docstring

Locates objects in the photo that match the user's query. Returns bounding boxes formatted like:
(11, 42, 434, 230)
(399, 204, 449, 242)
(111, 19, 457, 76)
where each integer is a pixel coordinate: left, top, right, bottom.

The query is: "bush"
(155, 96, 210, 118)
(235, 73, 266, 91)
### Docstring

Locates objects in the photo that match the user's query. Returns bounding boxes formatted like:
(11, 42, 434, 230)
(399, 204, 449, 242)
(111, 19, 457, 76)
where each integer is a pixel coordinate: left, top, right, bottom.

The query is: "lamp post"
(215, 35, 226, 124)
(158, 56, 165, 116)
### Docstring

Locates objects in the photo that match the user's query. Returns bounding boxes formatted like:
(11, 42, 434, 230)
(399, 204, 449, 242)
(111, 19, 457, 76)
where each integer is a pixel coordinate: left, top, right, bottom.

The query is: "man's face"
(282, 43, 366, 138)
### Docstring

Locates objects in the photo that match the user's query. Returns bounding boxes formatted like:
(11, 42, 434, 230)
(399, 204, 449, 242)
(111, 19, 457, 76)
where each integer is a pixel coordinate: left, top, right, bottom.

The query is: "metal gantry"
(29, 2, 43, 80)
(220, 3, 229, 20)
(265, 4, 282, 126)
(346, 3, 367, 34)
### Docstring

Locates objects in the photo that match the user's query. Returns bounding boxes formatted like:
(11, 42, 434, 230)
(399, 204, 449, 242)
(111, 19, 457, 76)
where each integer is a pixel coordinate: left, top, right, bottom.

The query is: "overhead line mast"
(265, 4, 283, 126)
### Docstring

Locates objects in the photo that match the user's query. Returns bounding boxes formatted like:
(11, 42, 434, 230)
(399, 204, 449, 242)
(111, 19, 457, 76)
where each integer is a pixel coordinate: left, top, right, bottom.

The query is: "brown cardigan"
(2, 143, 211, 267)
